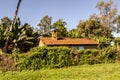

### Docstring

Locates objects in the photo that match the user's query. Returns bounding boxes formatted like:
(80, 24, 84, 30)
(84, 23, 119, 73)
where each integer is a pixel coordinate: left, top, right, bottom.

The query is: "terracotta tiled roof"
(40, 37, 98, 46)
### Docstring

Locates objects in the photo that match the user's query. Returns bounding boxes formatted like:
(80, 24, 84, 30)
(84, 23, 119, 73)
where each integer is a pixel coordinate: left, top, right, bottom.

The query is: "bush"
(16, 46, 117, 71)
(77, 49, 99, 65)
(16, 46, 74, 71)
(77, 47, 116, 65)
(99, 46, 116, 63)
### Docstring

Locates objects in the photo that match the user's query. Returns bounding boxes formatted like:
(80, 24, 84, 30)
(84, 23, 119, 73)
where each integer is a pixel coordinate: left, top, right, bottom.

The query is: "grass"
(0, 63, 120, 80)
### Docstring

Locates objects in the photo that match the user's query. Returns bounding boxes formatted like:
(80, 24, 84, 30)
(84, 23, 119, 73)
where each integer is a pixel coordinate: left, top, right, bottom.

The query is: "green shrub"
(99, 46, 116, 63)
(77, 47, 116, 65)
(77, 49, 99, 65)
(16, 46, 74, 71)
(16, 46, 117, 71)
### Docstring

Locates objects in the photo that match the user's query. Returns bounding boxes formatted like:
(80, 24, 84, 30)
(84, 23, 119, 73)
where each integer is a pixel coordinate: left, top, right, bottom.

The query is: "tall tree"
(3, 0, 22, 52)
(38, 15, 52, 36)
(77, 17, 105, 39)
(96, 0, 117, 38)
(52, 19, 68, 37)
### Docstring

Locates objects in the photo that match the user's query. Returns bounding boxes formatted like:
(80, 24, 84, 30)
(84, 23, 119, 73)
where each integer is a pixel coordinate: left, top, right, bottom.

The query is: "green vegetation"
(78, 46, 116, 65)
(0, 63, 120, 80)
(12, 46, 116, 71)
(0, 17, 39, 53)
(16, 47, 74, 70)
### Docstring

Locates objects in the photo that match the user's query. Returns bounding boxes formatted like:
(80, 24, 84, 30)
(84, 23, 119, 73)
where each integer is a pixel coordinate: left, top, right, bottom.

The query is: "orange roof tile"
(40, 37, 98, 46)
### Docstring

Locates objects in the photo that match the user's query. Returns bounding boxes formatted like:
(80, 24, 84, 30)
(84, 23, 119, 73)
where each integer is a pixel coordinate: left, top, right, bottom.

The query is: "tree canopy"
(52, 19, 68, 38)
(38, 15, 52, 37)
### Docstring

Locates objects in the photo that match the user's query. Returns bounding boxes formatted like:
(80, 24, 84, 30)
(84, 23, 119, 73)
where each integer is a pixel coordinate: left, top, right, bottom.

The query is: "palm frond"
(23, 41, 34, 45)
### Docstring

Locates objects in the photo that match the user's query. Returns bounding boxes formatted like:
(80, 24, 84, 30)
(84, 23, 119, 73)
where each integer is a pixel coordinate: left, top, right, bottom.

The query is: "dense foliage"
(0, 18, 39, 53)
(77, 47, 116, 65)
(15, 46, 117, 71)
(16, 47, 74, 70)
(52, 19, 68, 37)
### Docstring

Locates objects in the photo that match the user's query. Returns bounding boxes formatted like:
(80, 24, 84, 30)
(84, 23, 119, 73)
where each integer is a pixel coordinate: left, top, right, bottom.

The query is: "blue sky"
(0, 0, 120, 32)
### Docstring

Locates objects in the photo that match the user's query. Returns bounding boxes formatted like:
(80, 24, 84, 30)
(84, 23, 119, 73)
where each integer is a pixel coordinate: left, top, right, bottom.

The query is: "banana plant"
(12, 20, 39, 52)
(0, 17, 39, 53)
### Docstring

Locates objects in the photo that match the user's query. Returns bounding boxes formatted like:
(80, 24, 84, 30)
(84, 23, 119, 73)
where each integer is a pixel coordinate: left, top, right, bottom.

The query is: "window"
(70, 46, 84, 50)
(78, 46, 84, 50)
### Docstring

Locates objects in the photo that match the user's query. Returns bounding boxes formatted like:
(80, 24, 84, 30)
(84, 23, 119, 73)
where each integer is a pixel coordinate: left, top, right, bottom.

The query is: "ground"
(0, 54, 16, 71)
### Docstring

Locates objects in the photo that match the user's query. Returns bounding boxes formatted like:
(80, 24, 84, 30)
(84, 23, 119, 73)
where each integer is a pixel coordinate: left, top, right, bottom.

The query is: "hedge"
(77, 47, 116, 65)
(16, 46, 74, 70)
(15, 46, 117, 71)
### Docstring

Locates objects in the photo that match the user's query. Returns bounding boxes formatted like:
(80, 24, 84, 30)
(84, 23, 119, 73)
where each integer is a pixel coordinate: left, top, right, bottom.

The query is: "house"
(39, 30, 98, 50)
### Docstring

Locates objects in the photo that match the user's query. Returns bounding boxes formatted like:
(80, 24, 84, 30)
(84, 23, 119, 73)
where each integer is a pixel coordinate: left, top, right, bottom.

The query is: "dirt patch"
(0, 54, 16, 71)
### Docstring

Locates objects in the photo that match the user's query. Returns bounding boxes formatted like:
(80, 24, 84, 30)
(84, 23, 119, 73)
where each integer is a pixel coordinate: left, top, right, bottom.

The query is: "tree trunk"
(3, 0, 22, 53)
